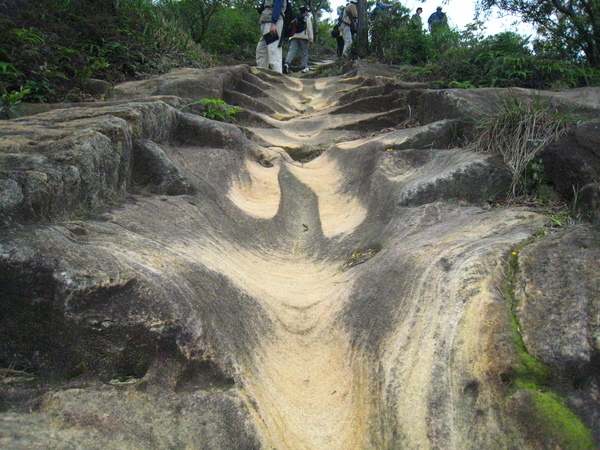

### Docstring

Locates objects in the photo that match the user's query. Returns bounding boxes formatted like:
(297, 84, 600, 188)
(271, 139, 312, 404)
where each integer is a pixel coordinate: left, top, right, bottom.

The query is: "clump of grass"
(0, 364, 36, 384)
(467, 92, 571, 198)
(532, 209, 582, 238)
(180, 99, 242, 122)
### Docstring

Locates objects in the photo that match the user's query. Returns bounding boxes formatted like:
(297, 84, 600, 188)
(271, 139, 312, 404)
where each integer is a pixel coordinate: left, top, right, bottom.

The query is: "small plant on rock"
(0, 87, 31, 120)
(180, 98, 241, 122)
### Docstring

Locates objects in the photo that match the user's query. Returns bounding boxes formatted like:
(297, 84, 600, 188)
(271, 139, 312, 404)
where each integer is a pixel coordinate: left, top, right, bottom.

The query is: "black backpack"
(282, 2, 297, 39)
(288, 14, 306, 36)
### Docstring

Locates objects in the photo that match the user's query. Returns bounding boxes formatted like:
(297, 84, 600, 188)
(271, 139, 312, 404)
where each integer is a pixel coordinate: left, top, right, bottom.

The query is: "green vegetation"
(0, 86, 30, 119)
(367, 2, 600, 89)
(1, 0, 598, 112)
(526, 389, 595, 449)
(0, 0, 215, 106)
(477, 0, 600, 67)
(180, 98, 242, 122)
(378, 22, 600, 90)
(467, 91, 572, 197)
(503, 249, 594, 449)
(504, 247, 551, 385)
(532, 206, 582, 238)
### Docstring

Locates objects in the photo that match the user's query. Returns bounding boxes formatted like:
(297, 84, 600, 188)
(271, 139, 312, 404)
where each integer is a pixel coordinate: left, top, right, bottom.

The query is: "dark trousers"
(336, 36, 344, 58)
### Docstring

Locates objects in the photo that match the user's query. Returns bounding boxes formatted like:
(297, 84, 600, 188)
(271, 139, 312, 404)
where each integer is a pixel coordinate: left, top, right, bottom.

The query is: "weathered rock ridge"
(1, 62, 599, 448)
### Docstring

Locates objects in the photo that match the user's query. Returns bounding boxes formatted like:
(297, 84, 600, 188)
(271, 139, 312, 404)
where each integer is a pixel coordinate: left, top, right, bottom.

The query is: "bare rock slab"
(1, 63, 599, 448)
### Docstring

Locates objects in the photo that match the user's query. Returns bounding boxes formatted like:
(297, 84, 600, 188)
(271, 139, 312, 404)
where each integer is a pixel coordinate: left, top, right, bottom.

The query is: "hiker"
(256, 0, 287, 73)
(283, 6, 313, 74)
(410, 7, 423, 27)
(340, 0, 358, 59)
(330, 8, 345, 58)
(427, 6, 448, 32)
(371, 1, 393, 19)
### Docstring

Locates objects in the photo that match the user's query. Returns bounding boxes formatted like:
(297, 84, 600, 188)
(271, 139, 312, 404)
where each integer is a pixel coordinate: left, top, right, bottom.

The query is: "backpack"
(282, 2, 297, 39)
(331, 24, 340, 38)
(296, 14, 306, 33)
(289, 14, 306, 36)
(429, 11, 446, 25)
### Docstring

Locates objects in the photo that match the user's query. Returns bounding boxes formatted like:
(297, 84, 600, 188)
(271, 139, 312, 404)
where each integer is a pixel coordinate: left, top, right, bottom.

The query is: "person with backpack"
(340, 0, 358, 59)
(283, 6, 313, 74)
(427, 6, 448, 33)
(371, 1, 396, 19)
(256, 0, 287, 73)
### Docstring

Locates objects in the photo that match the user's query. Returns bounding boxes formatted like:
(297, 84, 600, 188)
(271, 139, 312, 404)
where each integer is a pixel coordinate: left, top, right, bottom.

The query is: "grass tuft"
(180, 98, 242, 122)
(467, 91, 572, 198)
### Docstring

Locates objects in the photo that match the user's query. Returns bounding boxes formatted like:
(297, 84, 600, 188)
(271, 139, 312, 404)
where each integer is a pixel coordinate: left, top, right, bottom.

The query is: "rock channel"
(1, 62, 599, 448)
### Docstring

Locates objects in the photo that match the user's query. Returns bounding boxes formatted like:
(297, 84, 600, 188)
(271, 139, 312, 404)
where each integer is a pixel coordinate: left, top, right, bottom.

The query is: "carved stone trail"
(0, 63, 599, 448)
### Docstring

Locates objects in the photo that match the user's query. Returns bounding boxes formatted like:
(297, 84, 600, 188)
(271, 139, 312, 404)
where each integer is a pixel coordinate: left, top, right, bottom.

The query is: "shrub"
(201, 4, 258, 64)
(0, 87, 30, 119)
(180, 98, 241, 122)
(0, 0, 214, 103)
(467, 91, 572, 197)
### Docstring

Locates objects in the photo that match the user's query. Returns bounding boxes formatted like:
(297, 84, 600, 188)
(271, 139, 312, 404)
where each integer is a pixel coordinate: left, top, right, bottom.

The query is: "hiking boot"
(283, 63, 289, 74)
(301, 67, 309, 73)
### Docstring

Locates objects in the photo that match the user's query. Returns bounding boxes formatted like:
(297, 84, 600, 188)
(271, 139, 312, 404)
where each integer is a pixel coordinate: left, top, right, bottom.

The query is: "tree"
(309, 0, 333, 43)
(356, 0, 369, 57)
(200, 1, 258, 59)
(477, 0, 600, 66)
(156, 0, 227, 44)
(369, 2, 411, 60)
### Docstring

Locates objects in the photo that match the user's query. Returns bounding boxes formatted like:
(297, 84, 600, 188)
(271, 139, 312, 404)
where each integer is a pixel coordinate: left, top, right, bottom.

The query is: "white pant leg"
(256, 20, 284, 73)
(341, 23, 353, 58)
(267, 19, 284, 72)
(256, 26, 269, 69)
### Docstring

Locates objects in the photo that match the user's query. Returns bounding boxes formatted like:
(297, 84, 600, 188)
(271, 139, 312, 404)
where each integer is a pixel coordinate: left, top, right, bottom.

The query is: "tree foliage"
(1, 0, 599, 109)
(477, 0, 600, 66)
(0, 0, 213, 103)
(155, 0, 227, 44)
(369, 2, 432, 63)
(200, 1, 258, 61)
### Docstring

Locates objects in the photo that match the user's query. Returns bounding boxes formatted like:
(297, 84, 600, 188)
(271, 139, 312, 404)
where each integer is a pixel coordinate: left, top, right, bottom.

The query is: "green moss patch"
(503, 246, 594, 449)
(532, 389, 594, 449)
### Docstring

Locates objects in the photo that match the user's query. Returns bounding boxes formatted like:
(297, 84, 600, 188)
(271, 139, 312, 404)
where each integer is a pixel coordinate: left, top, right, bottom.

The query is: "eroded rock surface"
(1, 62, 599, 448)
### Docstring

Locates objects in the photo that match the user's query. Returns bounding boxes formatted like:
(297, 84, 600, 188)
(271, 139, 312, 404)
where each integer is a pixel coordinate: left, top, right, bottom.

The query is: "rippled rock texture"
(1, 63, 599, 448)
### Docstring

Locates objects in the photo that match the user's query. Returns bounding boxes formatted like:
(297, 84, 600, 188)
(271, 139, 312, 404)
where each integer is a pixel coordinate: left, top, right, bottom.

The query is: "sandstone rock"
(516, 226, 600, 366)
(541, 121, 600, 223)
(1, 63, 599, 448)
(82, 78, 112, 96)
(411, 87, 600, 127)
(109, 65, 251, 101)
(515, 225, 600, 441)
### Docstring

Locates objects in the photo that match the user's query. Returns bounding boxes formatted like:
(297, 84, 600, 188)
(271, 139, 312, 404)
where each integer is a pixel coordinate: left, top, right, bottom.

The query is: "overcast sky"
(326, 0, 536, 37)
